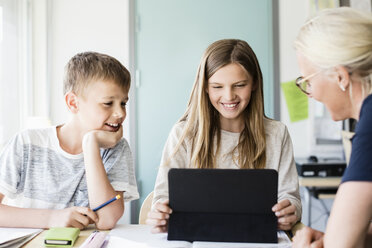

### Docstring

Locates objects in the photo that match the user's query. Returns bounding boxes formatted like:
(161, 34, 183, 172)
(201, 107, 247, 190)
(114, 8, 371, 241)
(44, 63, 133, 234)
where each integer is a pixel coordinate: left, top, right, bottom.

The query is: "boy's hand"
(272, 199, 297, 230)
(146, 200, 172, 233)
(83, 125, 123, 149)
(48, 207, 98, 230)
(292, 227, 324, 248)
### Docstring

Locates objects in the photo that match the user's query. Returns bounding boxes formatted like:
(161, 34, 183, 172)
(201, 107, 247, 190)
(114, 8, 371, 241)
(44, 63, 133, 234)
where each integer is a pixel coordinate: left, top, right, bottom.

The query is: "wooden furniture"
(23, 225, 108, 248)
(138, 191, 154, 224)
(299, 176, 341, 226)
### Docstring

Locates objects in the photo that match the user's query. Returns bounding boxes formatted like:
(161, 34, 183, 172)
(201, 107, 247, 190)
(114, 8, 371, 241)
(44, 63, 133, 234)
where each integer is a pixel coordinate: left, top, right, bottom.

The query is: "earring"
(339, 84, 346, 92)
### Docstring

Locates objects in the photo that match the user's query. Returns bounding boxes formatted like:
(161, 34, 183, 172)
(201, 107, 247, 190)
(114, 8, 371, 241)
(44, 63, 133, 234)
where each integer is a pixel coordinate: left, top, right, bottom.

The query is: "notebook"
(0, 227, 42, 248)
(167, 169, 278, 243)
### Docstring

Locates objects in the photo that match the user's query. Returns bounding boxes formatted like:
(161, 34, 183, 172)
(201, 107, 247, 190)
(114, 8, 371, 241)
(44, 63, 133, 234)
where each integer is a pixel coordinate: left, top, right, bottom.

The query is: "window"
(0, 0, 28, 149)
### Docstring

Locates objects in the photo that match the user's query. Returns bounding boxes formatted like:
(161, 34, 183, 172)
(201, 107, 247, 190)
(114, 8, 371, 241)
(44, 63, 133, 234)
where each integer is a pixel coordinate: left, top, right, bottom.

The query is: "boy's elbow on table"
(95, 214, 121, 230)
(95, 206, 124, 230)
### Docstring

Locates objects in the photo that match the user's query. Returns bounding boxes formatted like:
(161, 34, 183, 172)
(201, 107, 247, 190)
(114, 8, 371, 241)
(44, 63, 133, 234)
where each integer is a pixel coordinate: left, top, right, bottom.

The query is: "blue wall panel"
(135, 0, 274, 220)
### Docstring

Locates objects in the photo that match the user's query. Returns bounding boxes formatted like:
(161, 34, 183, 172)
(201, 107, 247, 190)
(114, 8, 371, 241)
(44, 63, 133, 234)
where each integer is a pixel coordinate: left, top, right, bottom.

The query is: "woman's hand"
(146, 200, 172, 233)
(292, 226, 324, 248)
(272, 199, 297, 230)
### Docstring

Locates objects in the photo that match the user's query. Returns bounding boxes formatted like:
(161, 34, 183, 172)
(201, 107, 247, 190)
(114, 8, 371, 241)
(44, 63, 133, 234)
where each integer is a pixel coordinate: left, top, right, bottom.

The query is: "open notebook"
(0, 227, 42, 248)
(108, 225, 291, 248)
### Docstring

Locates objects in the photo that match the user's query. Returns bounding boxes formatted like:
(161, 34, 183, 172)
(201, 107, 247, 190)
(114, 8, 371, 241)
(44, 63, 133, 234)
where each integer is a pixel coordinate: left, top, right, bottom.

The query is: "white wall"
(49, 0, 131, 129)
(279, 0, 311, 158)
(48, 0, 133, 224)
(279, 1, 342, 231)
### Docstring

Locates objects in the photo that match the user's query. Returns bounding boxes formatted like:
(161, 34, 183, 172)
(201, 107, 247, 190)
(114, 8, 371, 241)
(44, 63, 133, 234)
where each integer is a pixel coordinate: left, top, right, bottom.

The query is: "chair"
(341, 130, 355, 165)
(290, 221, 306, 238)
(139, 191, 154, 224)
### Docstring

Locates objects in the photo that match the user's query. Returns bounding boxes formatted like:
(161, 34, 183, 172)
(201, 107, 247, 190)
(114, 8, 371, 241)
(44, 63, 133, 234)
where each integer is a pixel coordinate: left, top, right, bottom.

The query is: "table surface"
(23, 223, 305, 247)
(299, 176, 341, 187)
(24, 225, 108, 248)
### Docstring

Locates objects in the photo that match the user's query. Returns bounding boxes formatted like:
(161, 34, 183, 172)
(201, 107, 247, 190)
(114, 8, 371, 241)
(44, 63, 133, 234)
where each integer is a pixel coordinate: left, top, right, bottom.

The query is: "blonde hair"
(63, 52, 131, 96)
(169, 39, 267, 169)
(294, 7, 372, 96)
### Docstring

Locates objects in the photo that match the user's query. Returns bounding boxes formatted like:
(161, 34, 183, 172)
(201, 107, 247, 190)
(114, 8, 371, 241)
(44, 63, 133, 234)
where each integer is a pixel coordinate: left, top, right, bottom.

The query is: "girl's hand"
(272, 199, 297, 230)
(48, 207, 98, 230)
(292, 227, 324, 248)
(146, 200, 172, 233)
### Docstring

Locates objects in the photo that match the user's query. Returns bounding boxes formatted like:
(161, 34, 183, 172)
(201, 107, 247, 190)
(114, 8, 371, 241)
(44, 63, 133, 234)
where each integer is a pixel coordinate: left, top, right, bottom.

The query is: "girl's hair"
(170, 39, 267, 169)
(294, 7, 372, 96)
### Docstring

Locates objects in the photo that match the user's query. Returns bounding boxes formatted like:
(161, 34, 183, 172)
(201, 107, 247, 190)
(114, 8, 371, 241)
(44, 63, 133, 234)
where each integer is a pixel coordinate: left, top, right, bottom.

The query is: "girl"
(292, 7, 372, 248)
(147, 39, 301, 233)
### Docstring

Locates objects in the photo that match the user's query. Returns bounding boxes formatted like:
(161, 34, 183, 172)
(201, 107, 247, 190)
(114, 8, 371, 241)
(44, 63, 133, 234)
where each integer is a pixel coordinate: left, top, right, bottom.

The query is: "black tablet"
(167, 168, 278, 243)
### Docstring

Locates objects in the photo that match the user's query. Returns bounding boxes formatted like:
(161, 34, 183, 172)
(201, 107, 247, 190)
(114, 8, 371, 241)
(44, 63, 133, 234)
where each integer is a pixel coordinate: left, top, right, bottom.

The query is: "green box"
(44, 227, 80, 247)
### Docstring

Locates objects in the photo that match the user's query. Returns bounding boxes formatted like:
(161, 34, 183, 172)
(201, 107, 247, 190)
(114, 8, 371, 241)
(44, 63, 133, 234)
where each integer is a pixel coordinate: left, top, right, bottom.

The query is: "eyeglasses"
(295, 70, 323, 95)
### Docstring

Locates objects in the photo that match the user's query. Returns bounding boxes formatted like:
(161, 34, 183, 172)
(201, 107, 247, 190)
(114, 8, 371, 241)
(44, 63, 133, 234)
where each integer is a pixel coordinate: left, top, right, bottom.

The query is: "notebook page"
(192, 231, 291, 248)
(0, 228, 42, 247)
(109, 224, 192, 248)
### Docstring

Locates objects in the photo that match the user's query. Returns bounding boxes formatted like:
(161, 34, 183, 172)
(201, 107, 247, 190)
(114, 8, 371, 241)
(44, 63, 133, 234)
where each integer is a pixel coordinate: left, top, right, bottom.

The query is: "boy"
(0, 52, 139, 229)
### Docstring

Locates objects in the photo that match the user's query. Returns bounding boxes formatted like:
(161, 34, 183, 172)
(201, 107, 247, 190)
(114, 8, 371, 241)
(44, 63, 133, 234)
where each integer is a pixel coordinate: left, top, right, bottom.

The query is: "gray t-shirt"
(0, 126, 139, 209)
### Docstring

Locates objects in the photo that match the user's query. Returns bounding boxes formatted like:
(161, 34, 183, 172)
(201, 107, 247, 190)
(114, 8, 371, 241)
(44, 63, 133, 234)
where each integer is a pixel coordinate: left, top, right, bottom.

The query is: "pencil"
(93, 194, 121, 212)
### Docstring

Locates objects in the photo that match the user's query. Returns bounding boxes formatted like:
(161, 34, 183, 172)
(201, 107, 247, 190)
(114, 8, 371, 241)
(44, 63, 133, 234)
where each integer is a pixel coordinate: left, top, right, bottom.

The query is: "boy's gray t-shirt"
(0, 126, 139, 209)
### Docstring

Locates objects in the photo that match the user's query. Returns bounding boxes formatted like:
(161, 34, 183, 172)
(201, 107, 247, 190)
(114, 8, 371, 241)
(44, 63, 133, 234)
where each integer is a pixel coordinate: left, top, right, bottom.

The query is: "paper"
(192, 231, 291, 248)
(108, 225, 291, 248)
(281, 80, 308, 122)
(109, 225, 191, 248)
(107, 236, 151, 248)
(0, 227, 42, 248)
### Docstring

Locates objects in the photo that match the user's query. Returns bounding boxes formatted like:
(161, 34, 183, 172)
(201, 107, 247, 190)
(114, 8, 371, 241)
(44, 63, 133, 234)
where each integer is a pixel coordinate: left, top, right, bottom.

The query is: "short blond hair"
(294, 7, 372, 94)
(63, 52, 131, 96)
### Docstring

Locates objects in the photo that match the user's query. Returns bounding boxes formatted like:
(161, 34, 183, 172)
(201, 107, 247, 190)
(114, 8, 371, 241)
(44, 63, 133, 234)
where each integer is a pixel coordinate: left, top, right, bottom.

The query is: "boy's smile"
(105, 122, 121, 132)
(76, 79, 128, 134)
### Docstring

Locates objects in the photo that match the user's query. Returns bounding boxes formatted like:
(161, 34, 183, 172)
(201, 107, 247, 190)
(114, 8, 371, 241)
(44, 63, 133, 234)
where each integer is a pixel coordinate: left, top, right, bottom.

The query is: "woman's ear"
(65, 92, 79, 114)
(335, 66, 350, 92)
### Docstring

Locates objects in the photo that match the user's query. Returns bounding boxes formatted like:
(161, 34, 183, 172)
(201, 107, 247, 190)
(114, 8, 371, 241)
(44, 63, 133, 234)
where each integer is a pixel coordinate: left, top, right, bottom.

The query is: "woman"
(292, 7, 372, 248)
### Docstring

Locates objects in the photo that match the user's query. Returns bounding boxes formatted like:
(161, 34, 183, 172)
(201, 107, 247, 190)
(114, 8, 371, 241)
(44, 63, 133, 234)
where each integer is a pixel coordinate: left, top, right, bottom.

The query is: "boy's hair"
(169, 39, 267, 169)
(63, 51, 131, 96)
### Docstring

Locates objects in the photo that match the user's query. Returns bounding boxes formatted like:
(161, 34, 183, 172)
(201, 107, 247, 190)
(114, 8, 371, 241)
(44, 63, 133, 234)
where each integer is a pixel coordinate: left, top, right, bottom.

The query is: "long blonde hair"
(294, 7, 372, 96)
(170, 39, 267, 169)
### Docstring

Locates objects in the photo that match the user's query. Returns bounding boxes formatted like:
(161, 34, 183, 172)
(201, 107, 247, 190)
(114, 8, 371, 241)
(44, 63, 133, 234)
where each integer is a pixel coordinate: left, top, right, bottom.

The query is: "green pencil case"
(44, 227, 80, 247)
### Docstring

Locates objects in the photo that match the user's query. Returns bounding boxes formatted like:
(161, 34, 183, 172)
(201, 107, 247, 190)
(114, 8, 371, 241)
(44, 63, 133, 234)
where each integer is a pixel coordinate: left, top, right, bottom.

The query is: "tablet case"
(167, 169, 278, 243)
(44, 227, 80, 247)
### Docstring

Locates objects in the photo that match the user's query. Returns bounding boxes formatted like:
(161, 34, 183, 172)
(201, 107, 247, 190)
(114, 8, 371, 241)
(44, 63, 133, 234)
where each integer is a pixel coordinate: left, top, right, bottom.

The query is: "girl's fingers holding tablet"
(151, 225, 168, 234)
(275, 203, 296, 217)
(155, 201, 172, 214)
(145, 217, 167, 226)
(147, 210, 170, 220)
(272, 199, 291, 212)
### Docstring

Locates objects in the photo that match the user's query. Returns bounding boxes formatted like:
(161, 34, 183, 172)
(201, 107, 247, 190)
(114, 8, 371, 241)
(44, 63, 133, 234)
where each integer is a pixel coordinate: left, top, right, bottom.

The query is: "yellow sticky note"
(281, 80, 308, 122)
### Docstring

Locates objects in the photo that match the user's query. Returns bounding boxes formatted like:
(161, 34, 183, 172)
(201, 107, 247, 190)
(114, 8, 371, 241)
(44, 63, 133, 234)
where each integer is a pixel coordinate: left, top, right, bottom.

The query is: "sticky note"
(281, 80, 308, 122)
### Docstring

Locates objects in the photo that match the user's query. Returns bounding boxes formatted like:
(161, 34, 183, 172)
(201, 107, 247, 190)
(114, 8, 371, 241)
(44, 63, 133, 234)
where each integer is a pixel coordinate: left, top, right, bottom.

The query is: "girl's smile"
(207, 63, 254, 132)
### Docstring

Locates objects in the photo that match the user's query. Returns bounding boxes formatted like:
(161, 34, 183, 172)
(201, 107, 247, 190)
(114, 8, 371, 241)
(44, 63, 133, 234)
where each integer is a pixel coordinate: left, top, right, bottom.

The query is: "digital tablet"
(167, 168, 278, 243)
